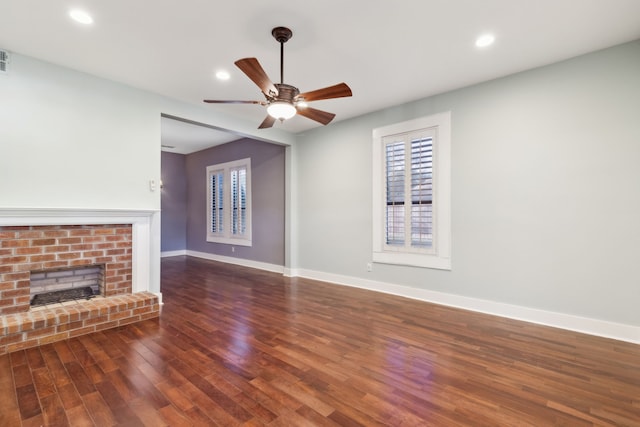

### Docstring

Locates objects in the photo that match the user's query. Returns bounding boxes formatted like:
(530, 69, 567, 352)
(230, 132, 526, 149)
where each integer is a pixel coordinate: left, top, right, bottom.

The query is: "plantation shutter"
(210, 171, 224, 233)
(385, 140, 405, 246)
(410, 135, 433, 248)
(231, 166, 247, 236)
(383, 131, 434, 251)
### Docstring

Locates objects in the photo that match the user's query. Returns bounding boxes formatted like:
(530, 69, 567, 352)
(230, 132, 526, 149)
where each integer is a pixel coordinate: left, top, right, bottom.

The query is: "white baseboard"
(161, 250, 187, 258)
(163, 253, 639, 344)
(295, 268, 640, 345)
(186, 250, 285, 274)
(283, 267, 298, 278)
(153, 292, 163, 305)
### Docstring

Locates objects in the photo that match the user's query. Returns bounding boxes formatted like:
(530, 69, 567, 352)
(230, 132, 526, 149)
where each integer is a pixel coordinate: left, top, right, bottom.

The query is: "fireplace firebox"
(30, 264, 104, 307)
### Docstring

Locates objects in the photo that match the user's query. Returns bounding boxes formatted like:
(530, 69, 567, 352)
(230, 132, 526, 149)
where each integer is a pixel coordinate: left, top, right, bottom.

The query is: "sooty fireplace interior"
(30, 264, 104, 307)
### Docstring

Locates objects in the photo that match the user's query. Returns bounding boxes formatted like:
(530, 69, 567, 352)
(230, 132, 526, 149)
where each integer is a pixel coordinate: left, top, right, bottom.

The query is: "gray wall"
(161, 152, 187, 252)
(185, 138, 286, 265)
(295, 40, 640, 326)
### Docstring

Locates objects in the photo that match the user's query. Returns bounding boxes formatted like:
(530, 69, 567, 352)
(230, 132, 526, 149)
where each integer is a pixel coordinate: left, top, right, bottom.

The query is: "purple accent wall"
(161, 151, 187, 252)
(185, 138, 285, 266)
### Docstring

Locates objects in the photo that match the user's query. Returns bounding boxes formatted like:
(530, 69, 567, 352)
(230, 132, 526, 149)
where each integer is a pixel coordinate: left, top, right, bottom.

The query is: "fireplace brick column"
(0, 224, 133, 315)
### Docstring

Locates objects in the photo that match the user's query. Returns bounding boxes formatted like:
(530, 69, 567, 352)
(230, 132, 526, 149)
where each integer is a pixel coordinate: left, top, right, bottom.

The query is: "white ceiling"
(2, 0, 640, 154)
(161, 116, 242, 155)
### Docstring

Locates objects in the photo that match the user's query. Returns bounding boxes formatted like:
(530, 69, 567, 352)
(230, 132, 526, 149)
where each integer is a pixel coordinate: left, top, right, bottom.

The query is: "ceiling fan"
(204, 26, 352, 129)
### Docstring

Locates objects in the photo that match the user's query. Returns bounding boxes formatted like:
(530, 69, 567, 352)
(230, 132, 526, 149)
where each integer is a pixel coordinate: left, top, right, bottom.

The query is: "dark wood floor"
(1, 256, 639, 426)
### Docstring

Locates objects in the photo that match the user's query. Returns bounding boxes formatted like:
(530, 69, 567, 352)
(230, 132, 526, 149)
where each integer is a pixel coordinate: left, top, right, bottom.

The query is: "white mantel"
(0, 208, 160, 298)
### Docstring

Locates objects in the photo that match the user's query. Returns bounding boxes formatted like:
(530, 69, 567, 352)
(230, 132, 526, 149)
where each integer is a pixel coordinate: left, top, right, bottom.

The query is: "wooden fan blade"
(203, 100, 265, 104)
(258, 115, 276, 129)
(297, 83, 352, 102)
(235, 58, 278, 97)
(296, 106, 336, 125)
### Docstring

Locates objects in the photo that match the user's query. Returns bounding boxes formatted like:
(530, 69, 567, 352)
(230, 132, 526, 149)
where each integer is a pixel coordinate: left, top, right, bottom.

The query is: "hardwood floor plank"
(267, 407, 325, 427)
(79, 335, 120, 374)
(10, 349, 28, 366)
(98, 349, 170, 411)
(178, 379, 243, 425)
(309, 383, 387, 427)
(182, 406, 218, 426)
(157, 403, 196, 427)
(40, 344, 73, 389)
(63, 405, 96, 427)
(178, 355, 255, 422)
(156, 381, 195, 413)
(270, 378, 334, 417)
(226, 388, 279, 424)
(55, 382, 84, 411)
(39, 394, 69, 427)
(12, 360, 34, 388)
(127, 397, 169, 427)
(21, 413, 45, 427)
(16, 383, 42, 420)
(64, 360, 96, 396)
(209, 366, 291, 421)
(249, 376, 304, 412)
(31, 367, 57, 399)
(25, 347, 46, 370)
(326, 410, 367, 427)
(95, 380, 146, 426)
(103, 366, 139, 402)
(0, 354, 22, 426)
(52, 340, 77, 364)
(0, 255, 638, 426)
(83, 362, 107, 385)
(82, 390, 118, 426)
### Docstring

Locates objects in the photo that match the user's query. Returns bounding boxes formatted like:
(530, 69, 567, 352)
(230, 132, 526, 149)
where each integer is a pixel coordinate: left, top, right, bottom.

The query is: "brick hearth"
(0, 292, 158, 354)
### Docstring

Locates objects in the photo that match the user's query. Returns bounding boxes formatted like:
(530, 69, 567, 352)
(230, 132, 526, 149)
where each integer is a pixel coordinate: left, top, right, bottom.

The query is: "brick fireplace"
(0, 209, 160, 355)
(1, 224, 133, 314)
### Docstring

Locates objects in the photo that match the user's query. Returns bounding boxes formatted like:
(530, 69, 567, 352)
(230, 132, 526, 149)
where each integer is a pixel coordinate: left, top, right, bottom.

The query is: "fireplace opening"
(30, 264, 105, 307)
(31, 286, 96, 306)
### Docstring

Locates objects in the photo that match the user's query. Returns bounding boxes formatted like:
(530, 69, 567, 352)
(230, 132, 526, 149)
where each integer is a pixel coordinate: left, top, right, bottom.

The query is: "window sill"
(372, 251, 451, 270)
(206, 236, 252, 247)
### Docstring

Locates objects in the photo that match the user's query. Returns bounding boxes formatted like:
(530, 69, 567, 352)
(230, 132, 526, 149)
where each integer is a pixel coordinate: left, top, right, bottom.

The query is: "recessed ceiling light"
(475, 34, 495, 48)
(215, 70, 230, 80)
(69, 9, 93, 25)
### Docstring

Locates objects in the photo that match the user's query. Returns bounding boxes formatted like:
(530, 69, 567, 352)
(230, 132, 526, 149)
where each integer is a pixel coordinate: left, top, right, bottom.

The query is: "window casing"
(372, 112, 451, 269)
(206, 158, 252, 246)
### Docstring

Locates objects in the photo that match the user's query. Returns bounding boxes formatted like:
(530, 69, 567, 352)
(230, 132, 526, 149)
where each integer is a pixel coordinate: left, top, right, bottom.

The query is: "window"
(206, 158, 252, 246)
(372, 112, 451, 269)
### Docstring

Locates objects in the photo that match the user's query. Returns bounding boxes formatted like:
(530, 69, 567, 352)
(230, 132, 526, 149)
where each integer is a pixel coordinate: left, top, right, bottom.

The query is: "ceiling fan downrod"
(272, 27, 292, 85)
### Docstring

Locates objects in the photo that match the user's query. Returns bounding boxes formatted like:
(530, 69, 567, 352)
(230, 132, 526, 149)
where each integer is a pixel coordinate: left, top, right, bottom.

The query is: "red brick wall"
(0, 224, 132, 315)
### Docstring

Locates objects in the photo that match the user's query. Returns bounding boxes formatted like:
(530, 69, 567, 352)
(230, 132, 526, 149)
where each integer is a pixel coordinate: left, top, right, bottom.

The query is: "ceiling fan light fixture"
(267, 101, 296, 120)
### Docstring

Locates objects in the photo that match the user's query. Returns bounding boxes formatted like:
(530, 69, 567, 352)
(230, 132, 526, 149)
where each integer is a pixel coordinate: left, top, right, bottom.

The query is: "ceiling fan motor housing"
(273, 83, 299, 103)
